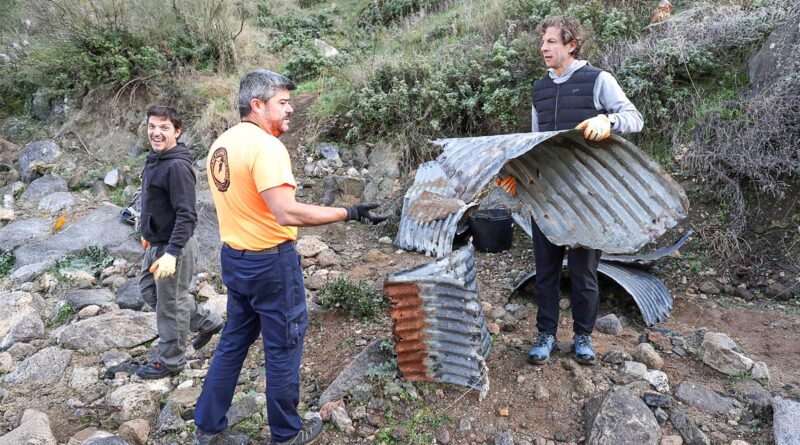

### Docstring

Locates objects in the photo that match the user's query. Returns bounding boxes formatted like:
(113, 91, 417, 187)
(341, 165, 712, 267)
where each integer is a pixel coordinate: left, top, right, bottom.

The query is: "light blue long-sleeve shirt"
(531, 60, 644, 134)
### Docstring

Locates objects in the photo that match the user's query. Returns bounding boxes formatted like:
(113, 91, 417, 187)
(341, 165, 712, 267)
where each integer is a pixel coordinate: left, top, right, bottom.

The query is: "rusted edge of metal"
(385, 244, 490, 390)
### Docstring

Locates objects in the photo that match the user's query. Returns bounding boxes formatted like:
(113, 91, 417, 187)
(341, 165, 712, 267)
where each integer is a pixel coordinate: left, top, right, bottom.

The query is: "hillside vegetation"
(1, 0, 798, 257)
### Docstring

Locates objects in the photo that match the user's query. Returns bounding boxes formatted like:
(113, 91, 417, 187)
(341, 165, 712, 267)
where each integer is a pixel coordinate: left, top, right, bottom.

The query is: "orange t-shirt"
(206, 122, 297, 250)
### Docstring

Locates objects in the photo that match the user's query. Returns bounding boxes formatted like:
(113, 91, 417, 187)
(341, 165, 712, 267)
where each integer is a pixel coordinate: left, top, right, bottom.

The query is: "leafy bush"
(50, 300, 75, 327)
(52, 246, 114, 282)
(0, 250, 15, 278)
(256, 6, 332, 53)
(318, 275, 387, 319)
(358, 0, 444, 28)
(73, 26, 168, 87)
(283, 44, 330, 81)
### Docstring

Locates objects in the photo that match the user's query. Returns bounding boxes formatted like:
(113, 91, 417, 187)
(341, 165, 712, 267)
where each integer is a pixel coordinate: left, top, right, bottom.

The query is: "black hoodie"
(140, 143, 197, 257)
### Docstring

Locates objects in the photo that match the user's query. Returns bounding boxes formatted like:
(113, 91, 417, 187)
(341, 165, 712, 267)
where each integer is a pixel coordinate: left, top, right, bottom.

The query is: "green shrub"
(51, 301, 75, 327)
(73, 26, 168, 87)
(0, 250, 15, 278)
(52, 246, 114, 282)
(257, 6, 332, 54)
(283, 43, 330, 81)
(357, 0, 444, 28)
(318, 275, 387, 320)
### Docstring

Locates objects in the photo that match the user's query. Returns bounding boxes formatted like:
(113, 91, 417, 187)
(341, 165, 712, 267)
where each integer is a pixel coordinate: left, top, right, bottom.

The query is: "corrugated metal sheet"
(433, 130, 689, 254)
(385, 244, 490, 390)
(395, 161, 476, 257)
(601, 229, 693, 267)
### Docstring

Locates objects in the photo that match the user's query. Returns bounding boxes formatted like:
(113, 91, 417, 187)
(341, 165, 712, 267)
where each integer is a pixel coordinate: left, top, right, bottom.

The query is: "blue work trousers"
(195, 241, 308, 442)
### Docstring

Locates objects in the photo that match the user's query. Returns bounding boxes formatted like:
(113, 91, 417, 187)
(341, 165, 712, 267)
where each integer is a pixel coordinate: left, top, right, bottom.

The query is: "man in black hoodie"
(137, 106, 223, 379)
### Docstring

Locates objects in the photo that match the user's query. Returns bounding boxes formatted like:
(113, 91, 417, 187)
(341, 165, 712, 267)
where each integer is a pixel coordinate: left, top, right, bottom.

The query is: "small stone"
(654, 407, 669, 425)
(595, 314, 623, 335)
(118, 418, 150, 445)
(378, 236, 393, 245)
(602, 350, 630, 365)
(436, 428, 451, 444)
(498, 407, 510, 416)
(459, 418, 471, 431)
(0, 352, 13, 373)
(559, 298, 571, 310)
(295, 236, 329, 257)
(488, 323, 500, 335)
(751, 361, 770, 381)
(642, 391, 673, 408)
(699, 281, 720, 294)
(534, 383, 550, 401)
(78, 305, 101, 319)
(735, 287, 755, 300)
(103, 169, 119, 188)
(495, 431, 513, 445)
(557, 340, 572, 354)
(633, 343, 664, 370)
(730, 441, 749, 445)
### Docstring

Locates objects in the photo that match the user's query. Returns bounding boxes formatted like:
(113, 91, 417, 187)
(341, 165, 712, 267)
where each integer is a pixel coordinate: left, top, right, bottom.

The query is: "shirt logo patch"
(572, 88, 581, 93)
(210, 147, 230, 192)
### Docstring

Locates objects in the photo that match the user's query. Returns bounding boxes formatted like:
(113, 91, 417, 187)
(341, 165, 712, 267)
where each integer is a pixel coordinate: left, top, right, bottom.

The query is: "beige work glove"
(495, 176, 517, 197)
(576, 114, 611, 141)
(149, 253, 177, 280)
(141, 237, 150, 250)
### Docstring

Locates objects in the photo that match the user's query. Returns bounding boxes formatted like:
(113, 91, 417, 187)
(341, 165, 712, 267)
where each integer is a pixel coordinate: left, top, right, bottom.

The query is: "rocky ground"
(1, 90, 800, 445)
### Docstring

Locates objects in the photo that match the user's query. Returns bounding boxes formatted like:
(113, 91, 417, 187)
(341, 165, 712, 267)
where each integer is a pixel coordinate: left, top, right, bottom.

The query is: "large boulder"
(669, 408, 710, 445)
(19, 173, 67, 203)
(583, 386, 660, 445)
(115, 276, 145, 310)
(0, 409, 57, 445)
(0, 218, 51, 251)
(17, 139, 61, 182)
(12, 204, 140, 273)
(57, 310, 157, 353)
(733, 379, 772, 420)
(749, 14, 800, 93)
(38, 191, 75, 213)
(2, 346, 72, 385)
(0, 309, 45, 350)
(773, 396, 800, 445)
(699, 332, 753, 375)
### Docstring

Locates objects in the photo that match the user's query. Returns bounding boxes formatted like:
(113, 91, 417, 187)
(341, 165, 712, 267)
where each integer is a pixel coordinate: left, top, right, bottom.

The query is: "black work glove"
(345, 203, 388, 225)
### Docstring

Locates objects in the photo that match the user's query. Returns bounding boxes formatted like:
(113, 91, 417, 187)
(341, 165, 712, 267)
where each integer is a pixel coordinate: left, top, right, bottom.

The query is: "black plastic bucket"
(469, 208, 514, 253)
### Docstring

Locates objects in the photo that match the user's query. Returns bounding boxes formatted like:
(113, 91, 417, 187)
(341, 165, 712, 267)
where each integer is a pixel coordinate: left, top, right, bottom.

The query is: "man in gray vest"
(502, 16, 643, 365)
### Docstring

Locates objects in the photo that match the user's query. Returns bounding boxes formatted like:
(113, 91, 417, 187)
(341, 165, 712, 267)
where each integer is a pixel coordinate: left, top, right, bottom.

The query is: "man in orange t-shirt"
(193, 70, 386, 445)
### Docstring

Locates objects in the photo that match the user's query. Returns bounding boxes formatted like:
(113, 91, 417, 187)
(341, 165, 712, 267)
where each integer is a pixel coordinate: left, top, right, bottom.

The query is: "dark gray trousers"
(532, 219, 601, 336)
(140, 236, 222, 370)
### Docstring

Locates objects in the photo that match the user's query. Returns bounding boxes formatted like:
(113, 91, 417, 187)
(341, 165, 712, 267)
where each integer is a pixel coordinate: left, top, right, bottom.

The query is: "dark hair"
(146, 105, 182, 130)
(537, 15, 586, 59)
(238, 70, 296, 118)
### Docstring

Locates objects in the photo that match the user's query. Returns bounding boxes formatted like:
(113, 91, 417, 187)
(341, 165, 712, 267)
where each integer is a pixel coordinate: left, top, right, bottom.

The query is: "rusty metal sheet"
(513, 261, 672, 326)
(395, 162, 476, 257)
(385, 244, 490, 390)
(433, 130, 689, 254)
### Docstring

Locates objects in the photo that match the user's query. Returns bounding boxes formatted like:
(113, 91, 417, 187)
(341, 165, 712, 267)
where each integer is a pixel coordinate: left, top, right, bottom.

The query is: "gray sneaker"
(271, 417, 322, 445)
(191, 430, 218, 445)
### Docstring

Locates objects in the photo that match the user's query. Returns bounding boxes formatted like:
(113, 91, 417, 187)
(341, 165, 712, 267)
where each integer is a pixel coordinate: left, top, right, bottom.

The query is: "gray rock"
(320, 175, 364, 205)
(363, 176, 395, 203)
(0, 218, 50, 251)
(314, 38, 339, 59)
(316, 249, 340, 268)
(38, 191, 74, 213)
(106, 383, 157, 424)
(773, 396, 800, 445)
(317, 142, 341, 161)
(751, 361, 770, 381)
(749, 14, 800, 93)
(602, 349, 630, 365)
(669, 407, 710, 445)
(3, 346, 72, 385)
(57, 310, 157, 353)
(19, 173, 67, 203)
(495, 431, 514, 445)
(733, 379, 772, 420)
(368, 143, 400, 179)
(698, 281, 719, 295)
(115, 276, 145, 310)
(0, 291, 46, 344)
(70, 367, 99, 389)
(104, 169, 120, 188)
(674, 381, 737, 414)
(584, 386, 660, 445)
(700, 332, 753, 375)
(101, 351, 132, 367)
(319, 338, 390, 406)
(195, 190, 222, 274)
(595, 314, 623, 335)
(632, 343, 664, 370)
(6, 342, 35, 360)
(9, 261, 53, 283)
(12, 204, 139, 272)
(18, 139, 61, 182)
(331, 407, 353, 432)
(206, 430, 250, 445)
(32, 90, 51, 121)
(0, 409, 57, 445)
(654, 408, 668, 425)
(296, 236, 329, 258)
(65, 288, 115, 310)
(0, 309, 44, 350)
(156, 401, 184, 433)
(228, 396, 259, 426)
(641, 391, 672, 408)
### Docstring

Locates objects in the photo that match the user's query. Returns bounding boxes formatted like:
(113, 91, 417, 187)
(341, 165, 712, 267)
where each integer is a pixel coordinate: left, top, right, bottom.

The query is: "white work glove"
(149, 253, 177, 280)
(576, 114, 611, 141)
